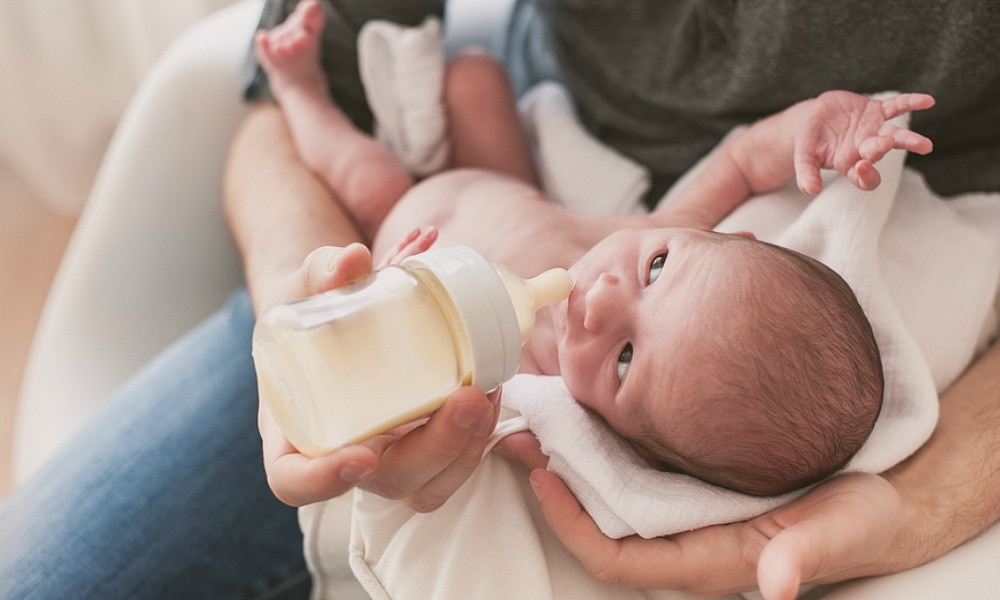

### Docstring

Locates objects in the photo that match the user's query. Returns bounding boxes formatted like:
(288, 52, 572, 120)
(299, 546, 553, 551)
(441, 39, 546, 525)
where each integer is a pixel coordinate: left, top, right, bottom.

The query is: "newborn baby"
(255, 0, 937, 495)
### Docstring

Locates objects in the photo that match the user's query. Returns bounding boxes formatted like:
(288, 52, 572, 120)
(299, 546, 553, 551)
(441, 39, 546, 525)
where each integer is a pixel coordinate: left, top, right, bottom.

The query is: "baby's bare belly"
(374, 169, 585, 275)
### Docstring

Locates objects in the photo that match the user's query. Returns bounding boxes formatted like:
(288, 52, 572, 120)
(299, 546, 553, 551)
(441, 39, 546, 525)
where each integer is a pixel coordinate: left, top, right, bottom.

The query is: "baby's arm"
(656, 91, 934, 230)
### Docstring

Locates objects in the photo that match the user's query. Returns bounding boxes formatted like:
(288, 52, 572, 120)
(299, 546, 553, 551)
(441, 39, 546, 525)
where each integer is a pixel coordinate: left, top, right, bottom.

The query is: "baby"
(255, 0, 934, 495)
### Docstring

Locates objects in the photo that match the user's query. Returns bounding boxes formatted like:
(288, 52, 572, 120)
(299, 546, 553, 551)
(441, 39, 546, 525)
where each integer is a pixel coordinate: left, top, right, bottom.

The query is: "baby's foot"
(254, 0, 328, 100)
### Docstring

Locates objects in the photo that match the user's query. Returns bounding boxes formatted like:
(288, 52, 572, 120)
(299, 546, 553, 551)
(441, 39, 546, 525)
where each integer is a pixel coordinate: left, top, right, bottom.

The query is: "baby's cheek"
(561, 363, 593, 405)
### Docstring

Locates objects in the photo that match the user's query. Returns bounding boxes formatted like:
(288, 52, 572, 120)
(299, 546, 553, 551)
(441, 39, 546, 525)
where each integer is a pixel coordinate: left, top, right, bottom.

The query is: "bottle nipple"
(495, 265, 574, 343)
(526, 268, 574, 309)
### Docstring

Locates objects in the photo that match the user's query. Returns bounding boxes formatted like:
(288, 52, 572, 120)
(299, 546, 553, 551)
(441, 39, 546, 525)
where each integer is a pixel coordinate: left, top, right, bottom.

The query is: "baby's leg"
(254, 0, 412, 241)
(444, 51, 540, 187)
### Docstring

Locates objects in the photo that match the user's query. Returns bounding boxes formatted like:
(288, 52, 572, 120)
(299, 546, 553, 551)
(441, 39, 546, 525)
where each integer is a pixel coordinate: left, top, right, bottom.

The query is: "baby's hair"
(633, 237, 884, 496)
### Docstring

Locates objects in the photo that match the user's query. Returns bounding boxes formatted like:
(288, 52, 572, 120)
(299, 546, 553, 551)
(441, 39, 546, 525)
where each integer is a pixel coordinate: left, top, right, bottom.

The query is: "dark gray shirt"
(505, 0, 1000, 204)
(248, 0, 1000, 205)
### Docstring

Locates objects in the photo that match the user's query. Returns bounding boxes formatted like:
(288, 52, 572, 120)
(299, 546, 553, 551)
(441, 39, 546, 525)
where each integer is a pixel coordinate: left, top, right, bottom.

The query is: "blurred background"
(0, 0, 239, 496)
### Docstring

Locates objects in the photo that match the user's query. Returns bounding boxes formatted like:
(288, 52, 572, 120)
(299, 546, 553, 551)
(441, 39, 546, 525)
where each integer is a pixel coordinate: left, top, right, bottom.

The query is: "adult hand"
(526, 467, 915, 599)
(503, 341, 1000, 599)
(258, 243, 501, 510)
(499, 426, 926, 600)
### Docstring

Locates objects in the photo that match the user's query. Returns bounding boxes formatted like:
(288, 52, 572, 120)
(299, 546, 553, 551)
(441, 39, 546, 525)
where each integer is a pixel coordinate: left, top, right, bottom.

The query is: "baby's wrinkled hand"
(378, 226, 439, 268)
(794, 91, 935, 195)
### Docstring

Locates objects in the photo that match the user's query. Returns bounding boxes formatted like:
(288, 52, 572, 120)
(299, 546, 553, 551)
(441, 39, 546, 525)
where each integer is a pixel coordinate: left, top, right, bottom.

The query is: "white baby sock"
(358, 17, 449, 177)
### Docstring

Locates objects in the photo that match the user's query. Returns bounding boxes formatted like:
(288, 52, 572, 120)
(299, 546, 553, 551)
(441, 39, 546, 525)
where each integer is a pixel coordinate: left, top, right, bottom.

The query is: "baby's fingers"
(860, 128, 932, 164)
(887, 127, 933, 155)
(378, 226, 438, 268)
(857, 135, 894, 163)
(793, 148, 824, 196)
(880, 93, 935, 119)
(848, 160, 881, 191)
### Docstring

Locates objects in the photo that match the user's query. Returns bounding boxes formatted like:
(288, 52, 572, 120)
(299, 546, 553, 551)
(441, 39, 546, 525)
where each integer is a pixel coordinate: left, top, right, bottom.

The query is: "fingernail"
(474, 410, 494, 437)
(341, 462, 374, 483)
(454, 405, 492, 436)
(454, 404, 484, 429)
(529, 473, 542, 500)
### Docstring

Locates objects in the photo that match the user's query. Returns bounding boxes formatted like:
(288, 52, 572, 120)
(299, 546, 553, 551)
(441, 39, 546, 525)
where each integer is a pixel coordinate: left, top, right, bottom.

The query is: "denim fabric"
(0, 291, 309, 600)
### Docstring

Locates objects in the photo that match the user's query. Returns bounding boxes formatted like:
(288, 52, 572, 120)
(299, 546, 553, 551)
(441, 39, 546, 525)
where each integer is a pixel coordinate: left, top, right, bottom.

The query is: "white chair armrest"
(13, 0, 263, 484)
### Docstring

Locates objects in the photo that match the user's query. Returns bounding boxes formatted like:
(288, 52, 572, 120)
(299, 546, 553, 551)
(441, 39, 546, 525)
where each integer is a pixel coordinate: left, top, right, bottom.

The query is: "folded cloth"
(500, 375, 794, 538)
(518, 81, 650, 215)
(358, 17, 448, 177)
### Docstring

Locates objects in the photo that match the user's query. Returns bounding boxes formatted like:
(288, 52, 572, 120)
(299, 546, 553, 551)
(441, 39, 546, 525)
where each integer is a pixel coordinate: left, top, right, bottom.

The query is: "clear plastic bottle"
(252, 246, 573, 456)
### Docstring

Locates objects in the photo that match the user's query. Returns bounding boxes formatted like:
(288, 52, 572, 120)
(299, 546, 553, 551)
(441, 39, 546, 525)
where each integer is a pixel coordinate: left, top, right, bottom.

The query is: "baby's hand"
(793, 91, 934, 195)
(378, 226, 438, 268)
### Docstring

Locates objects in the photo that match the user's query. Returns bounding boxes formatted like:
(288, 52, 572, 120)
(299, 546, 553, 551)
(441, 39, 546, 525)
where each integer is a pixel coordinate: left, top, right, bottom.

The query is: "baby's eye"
(648, 253, 667, 284)
(617, 343, 633, 383)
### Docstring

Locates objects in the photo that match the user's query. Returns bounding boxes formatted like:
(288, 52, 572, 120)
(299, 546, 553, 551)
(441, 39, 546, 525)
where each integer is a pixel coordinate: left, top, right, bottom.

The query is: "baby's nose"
(583, 272, 621, 332)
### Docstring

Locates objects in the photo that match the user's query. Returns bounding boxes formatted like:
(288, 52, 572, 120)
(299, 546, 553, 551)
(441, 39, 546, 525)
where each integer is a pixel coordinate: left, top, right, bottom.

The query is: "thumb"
(757, 528, 807, 600)
(297, 243, 373, 298)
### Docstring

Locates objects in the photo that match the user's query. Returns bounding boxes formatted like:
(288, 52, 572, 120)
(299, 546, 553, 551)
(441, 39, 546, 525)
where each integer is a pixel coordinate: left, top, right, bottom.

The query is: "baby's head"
(554, 228, 883, 496)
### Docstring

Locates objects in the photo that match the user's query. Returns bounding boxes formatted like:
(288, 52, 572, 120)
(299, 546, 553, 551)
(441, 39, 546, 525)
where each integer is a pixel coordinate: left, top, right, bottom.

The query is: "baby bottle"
(252, 246, 573, 457)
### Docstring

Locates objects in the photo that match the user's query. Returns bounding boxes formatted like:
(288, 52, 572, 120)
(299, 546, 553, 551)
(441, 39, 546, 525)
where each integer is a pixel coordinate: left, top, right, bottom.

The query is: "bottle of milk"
(252, 246, 573, 457)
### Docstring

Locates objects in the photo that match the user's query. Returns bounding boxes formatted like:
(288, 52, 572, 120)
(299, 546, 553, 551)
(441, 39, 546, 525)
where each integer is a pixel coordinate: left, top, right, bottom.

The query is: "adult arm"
(223, 103, 500, 510)
(522, 338, 1000, 598)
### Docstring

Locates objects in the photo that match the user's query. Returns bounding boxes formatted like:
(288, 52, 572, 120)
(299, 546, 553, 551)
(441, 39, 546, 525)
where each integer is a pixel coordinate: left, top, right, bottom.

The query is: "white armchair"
(13, 0, 999, 597)
(13, 0, 259, 482)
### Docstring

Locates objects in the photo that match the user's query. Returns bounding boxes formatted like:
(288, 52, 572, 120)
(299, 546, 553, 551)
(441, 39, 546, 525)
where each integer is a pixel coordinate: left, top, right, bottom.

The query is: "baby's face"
(552, 227, 755, 443)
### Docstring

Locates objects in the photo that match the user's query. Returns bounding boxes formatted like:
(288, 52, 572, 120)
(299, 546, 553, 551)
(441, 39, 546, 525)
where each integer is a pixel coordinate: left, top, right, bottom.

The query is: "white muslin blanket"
(302, 20, 1000, 600)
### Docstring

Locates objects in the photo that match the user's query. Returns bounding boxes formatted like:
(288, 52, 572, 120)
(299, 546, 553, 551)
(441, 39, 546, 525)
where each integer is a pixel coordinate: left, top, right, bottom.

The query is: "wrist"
(880, 466, 946, 571)
(884, 340, 1000, 567)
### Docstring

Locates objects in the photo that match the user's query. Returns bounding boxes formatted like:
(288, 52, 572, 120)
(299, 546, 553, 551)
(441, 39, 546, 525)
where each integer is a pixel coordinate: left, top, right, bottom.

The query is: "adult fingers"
(300, 243, 373, 296)
(259, 399, 380, 506)
(528, 469, 627, 582)
(409, 388, 504, 510)
(495, 430, 548, 471)
(361, 387, 497, 511)
(757, 473, 903, 598)
(532, 467, 768, 595)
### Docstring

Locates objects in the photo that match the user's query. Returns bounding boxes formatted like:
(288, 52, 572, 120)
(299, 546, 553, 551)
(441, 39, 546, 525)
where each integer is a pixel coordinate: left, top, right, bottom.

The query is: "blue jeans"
(0, 291, 309, 599)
